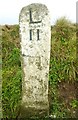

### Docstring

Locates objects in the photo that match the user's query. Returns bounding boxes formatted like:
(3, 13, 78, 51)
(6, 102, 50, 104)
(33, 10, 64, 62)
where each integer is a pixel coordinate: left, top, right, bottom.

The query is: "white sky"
(0, 0, 77, 25)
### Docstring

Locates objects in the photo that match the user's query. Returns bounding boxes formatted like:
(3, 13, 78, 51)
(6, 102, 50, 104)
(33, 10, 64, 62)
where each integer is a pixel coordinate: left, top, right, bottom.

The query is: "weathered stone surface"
(19, 3, 51, 118)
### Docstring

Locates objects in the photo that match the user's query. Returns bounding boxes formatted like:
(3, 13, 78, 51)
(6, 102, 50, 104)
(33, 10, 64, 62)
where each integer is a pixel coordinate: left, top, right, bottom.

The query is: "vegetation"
(49, 17, 77, 118)
(2, 17, 78, 119)
(2, 25, 22, 118)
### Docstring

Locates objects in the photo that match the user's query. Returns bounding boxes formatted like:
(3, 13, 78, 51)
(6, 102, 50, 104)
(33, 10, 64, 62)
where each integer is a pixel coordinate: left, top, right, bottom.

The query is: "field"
(2, 17, 78, 119)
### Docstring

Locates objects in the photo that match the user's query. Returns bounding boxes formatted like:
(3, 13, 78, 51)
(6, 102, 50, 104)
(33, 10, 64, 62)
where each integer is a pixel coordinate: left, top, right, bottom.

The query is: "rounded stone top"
(19, 3, 50, 20)
(20, 3, 49, 13)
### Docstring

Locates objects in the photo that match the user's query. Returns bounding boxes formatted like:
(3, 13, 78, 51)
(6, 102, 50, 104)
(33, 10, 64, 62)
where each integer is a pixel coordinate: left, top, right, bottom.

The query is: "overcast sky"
(0, 0, 77, 25)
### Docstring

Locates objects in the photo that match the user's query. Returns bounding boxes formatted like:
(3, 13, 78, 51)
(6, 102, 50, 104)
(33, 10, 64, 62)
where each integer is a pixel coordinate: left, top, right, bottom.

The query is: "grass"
(49, 17, 77, 118)
(2, 17, 78, 119)
(2, 25, 22, 118)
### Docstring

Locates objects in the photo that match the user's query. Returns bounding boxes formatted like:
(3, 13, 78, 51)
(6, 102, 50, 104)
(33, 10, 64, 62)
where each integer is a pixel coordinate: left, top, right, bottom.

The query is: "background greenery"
(2, 25, 22, 118)
(2, 17, 78, 119)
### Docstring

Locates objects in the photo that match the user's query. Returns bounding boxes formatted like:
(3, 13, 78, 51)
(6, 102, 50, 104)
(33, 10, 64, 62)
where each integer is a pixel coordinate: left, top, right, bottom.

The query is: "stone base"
(19, 105, 49, 118)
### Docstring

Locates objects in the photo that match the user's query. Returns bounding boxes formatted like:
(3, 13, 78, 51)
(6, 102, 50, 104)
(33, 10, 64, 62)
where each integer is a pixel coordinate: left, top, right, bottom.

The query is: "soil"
(58, 81, 78, 118)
